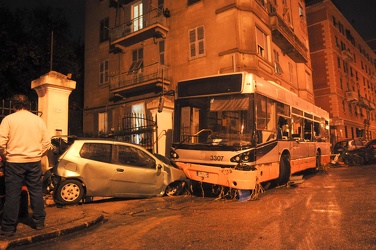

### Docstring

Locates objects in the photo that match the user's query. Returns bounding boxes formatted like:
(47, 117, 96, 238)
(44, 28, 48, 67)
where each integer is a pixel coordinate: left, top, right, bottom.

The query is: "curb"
(0, 212, 105, 249)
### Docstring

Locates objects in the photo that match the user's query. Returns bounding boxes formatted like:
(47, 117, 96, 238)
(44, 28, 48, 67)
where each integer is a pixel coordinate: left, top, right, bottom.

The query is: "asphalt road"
(16, 164, 376, 250)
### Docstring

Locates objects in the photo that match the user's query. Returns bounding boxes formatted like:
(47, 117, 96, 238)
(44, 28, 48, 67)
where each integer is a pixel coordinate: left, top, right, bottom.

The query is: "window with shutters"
(189, 26, 205, 60)
(99, 60, 109, 85)
(273, 50, 283, 75)
(256, 27, 268, 59)
(128, 48, 143, 74)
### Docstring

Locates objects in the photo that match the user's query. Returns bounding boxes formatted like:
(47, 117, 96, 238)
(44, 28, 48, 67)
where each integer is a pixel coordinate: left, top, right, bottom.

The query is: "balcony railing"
(111, 9, 168, 48)
(110, 63, 169, 91)
(358, 97, 374, 110)
(269, 14, 308, 63)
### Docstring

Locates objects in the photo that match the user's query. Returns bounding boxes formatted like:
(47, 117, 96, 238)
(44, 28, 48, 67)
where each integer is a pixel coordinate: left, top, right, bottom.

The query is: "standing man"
(0, 94, 51, 236)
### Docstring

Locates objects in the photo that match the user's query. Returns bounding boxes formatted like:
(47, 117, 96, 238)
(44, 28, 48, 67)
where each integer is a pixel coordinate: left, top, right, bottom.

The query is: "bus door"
(304, 118, 316, 158)
(180, 106, 200, 143)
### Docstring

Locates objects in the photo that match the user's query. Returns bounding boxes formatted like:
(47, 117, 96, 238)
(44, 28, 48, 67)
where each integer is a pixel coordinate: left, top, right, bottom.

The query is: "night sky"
(333, 0, 376, 41)
(2, 1, 375, 43)
(2, 0, 85, 40)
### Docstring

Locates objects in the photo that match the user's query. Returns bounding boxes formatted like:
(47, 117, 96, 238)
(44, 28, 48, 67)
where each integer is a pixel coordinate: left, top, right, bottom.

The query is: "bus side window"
(304, 119, 313, 141)
(313, 122, 322, 141)
(292, 133, 300, 140)
(291, 115, 302, 140)
(278, 116, 289, 140)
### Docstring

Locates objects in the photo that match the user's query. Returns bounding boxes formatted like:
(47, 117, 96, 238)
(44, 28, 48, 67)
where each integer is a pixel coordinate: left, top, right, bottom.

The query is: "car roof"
(365, 139, 376, 146)
(74, 138, 133, 143)
(73, 139, 146, 149)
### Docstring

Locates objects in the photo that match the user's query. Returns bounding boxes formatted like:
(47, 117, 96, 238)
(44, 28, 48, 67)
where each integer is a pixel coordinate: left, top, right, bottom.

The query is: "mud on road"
(21, 165, 376, 250)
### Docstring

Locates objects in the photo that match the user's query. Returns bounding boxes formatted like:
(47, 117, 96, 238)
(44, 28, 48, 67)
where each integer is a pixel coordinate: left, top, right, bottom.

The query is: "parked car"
(333, 138, 367, 154)
(342, 139, 376, 166)
(51, 139, 187, 205)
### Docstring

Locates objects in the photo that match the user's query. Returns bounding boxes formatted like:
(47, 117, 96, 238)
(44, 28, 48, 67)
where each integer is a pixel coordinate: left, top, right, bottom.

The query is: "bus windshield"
(174, 95, 254, 147)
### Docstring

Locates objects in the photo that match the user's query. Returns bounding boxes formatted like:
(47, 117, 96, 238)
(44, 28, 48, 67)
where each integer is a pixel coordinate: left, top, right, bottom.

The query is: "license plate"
(197, 171, 209, 178)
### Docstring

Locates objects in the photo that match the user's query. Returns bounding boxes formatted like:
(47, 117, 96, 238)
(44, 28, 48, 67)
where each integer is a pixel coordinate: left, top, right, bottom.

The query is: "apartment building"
(306, 0, 376, 144)
(84, 0, 314, 155)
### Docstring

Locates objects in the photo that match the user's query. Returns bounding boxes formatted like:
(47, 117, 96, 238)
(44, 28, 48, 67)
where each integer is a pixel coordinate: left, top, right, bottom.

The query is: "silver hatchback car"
(52, 139, 187, 205)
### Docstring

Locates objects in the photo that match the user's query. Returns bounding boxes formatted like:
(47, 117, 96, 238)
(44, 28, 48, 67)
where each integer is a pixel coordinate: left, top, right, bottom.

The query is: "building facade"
(306, 0, 376, 144)
(84, 0, 314, 155)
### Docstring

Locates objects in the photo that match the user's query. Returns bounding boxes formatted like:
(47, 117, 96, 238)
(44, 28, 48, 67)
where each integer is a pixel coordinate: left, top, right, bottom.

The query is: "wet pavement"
(0, 203, 104, 249)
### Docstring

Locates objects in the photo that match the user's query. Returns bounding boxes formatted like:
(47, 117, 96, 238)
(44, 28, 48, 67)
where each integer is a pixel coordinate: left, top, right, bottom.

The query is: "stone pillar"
(147, 96, 174, 157)
(31, 71, 76, 137)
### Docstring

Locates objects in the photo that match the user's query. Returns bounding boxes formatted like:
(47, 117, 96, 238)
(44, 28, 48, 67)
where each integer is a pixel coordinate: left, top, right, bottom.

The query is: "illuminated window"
(98, 112, 108, 134)
(132, 1, 143, 32)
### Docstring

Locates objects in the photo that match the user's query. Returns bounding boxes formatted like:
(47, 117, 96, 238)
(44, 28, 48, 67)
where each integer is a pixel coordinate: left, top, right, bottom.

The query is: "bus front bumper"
(176, 162, 258, 190)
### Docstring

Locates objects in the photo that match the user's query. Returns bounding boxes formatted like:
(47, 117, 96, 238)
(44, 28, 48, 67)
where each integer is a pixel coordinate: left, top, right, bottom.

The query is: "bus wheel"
(316, 151, 321, 170)
(276, 154, 291, 186)
(309, 151, 321, 174)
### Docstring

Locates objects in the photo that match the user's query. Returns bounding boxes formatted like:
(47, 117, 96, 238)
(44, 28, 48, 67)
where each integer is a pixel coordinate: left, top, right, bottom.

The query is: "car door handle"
(116, 168, 124, 172)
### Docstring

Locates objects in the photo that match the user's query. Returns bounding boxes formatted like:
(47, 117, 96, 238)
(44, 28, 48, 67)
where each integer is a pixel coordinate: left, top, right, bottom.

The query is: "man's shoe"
(35, 224, 45, 230)
(0, 230, 14, 237)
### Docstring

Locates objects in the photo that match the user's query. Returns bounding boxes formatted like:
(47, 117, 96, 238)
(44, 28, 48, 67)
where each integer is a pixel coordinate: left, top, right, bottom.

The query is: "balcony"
(346, 91, 358, 102)
(109, 63, 170, 99)
(341, 50, 354, 62)
(358, 97, 372, 110)
(110, 9, 169, 50)
(269, 14, 308, 63)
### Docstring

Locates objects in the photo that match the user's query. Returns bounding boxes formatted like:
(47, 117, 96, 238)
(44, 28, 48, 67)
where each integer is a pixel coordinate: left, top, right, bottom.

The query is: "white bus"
(170, 72, 331, 194)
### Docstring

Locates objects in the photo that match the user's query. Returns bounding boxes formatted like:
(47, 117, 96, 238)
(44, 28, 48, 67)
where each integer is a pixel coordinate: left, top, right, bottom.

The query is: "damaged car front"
(342, 139, 376, 166)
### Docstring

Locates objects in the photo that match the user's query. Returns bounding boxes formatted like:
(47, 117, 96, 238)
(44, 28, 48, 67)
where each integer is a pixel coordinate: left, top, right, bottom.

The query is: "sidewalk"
(0, 203, 104, 249)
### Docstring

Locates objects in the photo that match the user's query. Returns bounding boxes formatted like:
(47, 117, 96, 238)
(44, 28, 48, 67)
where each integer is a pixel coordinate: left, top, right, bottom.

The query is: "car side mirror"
(157, 164, 162, 170)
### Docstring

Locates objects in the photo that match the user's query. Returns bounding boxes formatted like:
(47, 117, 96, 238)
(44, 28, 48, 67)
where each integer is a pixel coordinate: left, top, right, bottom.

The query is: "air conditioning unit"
(341, 50, 354, 62)
(346, 91, 358, 102)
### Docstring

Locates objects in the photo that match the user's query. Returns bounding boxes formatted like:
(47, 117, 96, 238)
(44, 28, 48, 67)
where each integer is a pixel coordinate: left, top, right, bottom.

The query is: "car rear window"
(80, 143, 112, 163)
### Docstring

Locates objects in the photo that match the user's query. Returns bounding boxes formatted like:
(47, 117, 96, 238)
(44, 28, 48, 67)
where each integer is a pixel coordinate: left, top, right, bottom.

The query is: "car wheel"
(352, 155, 365, 166)
(165, 181, 183, 196)
(55, 179, 85, 205)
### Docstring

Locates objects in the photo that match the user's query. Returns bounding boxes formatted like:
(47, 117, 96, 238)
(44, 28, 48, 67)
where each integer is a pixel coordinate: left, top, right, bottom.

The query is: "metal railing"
(111, 8, 167, 42)
(113, 113, 156, 151)
(109, 63, 168, 91)
(0, 99, 40, 122)
(269, 14, 308, 60)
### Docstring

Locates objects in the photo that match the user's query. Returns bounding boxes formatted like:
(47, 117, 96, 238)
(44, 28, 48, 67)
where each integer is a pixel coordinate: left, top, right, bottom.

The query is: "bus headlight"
(170, 150, 179, 159)
(230, 150, 254, 163)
